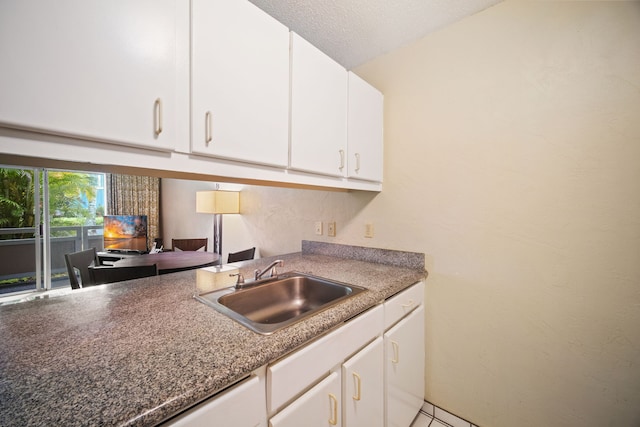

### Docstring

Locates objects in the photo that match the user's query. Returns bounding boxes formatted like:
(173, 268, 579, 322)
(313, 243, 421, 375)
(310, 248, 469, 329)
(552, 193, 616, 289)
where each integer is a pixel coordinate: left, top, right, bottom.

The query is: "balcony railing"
(0, 225, 103, 293)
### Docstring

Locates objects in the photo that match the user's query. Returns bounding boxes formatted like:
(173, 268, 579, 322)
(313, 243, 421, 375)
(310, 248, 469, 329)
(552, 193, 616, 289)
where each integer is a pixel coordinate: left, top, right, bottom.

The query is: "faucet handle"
(230, 273, 244, 288)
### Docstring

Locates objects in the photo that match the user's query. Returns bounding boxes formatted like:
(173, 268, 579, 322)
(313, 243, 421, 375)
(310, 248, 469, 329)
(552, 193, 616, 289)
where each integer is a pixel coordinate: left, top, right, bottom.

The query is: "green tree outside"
(0, 168, 103, 239)
(48, 171, 100, 237)
(0, 168, 36, 234)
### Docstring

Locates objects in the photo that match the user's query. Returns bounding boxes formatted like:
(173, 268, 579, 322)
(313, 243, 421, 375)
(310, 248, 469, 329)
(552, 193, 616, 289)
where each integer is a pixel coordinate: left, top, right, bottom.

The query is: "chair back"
(227, 247, 256, 263)
(90, 264, 158, 285)
(172, 238, 208, 252)
(64, 248, 99, 289)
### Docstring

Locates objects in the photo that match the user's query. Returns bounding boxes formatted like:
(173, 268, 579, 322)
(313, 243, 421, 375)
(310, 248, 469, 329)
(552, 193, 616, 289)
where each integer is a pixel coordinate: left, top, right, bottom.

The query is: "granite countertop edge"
(0, 242, 427, 427)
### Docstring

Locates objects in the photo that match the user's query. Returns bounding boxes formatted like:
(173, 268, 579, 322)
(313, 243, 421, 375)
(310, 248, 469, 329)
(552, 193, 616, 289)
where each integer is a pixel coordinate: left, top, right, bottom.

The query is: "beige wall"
(161, 179, 382, 258)
(164, 1, 640, 425)
(360, 1, 640, 425)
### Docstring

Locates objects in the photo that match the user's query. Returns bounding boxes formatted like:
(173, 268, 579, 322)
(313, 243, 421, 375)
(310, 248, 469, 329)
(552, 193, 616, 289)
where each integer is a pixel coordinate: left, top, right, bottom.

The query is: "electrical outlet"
(315, 221, 323, 235)
(365, 223, 374, 238)
(327, 221, 336, 237)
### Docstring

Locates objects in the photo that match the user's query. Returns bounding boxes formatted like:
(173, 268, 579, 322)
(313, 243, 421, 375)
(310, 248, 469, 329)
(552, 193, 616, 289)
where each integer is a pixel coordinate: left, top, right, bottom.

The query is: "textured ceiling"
(248, 0, 504, 69)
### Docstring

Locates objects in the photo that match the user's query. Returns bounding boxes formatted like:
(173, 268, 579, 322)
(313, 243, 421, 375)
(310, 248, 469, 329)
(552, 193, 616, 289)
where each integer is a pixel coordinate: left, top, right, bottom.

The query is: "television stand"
(106, 248, 148, 254)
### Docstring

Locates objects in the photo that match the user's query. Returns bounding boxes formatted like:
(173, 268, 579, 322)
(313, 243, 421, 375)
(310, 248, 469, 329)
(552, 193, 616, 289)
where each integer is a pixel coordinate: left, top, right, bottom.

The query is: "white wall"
(162, 2, 640, 425)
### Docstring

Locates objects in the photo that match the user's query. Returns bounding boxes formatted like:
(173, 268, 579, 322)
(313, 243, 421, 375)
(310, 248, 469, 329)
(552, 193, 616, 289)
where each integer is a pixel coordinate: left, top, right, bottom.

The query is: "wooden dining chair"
(227, 247, 256, 263)
(64, 248, 100, 289)
(171, 238, 208, 252)
(89, 264, 158, 285)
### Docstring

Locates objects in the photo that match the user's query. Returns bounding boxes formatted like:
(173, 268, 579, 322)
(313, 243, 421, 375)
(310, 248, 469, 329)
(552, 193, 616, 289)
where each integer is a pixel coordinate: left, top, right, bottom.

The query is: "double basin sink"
(195, 271, 366, 335)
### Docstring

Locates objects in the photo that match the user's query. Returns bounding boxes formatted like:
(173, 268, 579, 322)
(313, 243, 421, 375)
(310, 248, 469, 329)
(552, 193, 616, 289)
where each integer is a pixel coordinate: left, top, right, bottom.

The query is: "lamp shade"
(196, 191, 240, 214)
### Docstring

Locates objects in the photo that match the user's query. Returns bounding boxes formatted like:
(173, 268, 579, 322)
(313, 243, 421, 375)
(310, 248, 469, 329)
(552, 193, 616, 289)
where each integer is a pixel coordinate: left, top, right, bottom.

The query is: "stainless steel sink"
(195, 272, 366, 335)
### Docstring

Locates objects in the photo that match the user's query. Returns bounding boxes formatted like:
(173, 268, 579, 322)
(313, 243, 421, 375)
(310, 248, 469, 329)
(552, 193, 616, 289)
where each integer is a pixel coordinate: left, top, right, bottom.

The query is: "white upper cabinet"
(0, 0, 178, 150)
(289, 32, 348, 177)
(0, 1, 383, 191)
(191, 0, 289, 167)
(347, 72, 384, 182)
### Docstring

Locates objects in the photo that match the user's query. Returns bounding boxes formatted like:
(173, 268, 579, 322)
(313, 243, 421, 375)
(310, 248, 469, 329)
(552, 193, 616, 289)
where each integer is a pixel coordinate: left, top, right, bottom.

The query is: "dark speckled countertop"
(0, 241, 426, 426)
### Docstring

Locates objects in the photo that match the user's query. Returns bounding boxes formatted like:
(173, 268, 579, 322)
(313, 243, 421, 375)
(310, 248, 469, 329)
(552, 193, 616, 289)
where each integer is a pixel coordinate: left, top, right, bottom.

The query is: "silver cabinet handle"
(154, 98, 163, 135)
(352, 372, 362, 401)
(355, 152, 361, 173)
(339, 149, 345, 171)
(328, 393, 338, 425)
(205, 111, 213, 144)
(391, 340, 400, 364)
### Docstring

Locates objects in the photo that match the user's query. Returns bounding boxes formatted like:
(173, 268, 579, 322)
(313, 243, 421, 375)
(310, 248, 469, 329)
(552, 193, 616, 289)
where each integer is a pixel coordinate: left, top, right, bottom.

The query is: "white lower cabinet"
(270, 336, 386, 427)
(163, 369, 266, 427)
(269, 371, 342, 427)
(164, 282, 424, 427)
(269, 283, 424, 427)
(267, 305, 384, 415)
(342, 337, 384, 427)
(384, 305, 425, 427)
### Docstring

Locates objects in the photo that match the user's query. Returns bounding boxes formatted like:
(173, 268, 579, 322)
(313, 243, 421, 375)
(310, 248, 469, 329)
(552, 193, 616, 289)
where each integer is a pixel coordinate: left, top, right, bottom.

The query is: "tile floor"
(411, 401, 479, 427)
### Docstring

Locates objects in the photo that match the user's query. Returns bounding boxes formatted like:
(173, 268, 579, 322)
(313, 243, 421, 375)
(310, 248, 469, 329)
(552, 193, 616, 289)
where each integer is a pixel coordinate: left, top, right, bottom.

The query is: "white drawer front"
(383, 281, 424, 330)
(165, 373, 265, 426)
(267, 304, 383, 415)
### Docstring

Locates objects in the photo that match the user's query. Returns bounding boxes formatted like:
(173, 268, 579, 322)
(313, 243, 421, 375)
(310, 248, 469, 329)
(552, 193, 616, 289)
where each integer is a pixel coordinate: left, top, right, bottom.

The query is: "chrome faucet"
(254, 260, 284, 280)
(230, 260, 284, 289)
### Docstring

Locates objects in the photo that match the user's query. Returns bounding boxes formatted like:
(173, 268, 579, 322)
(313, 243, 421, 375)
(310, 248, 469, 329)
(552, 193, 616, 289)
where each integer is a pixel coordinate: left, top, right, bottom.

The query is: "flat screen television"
(103, 215, 148, 253)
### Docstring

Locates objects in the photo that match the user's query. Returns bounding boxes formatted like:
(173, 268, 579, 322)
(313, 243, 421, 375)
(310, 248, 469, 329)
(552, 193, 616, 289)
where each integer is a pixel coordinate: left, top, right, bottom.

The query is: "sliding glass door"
(0, 166, 105, 295)
(47, 170, 105, 290)
(0, 167, 41, 294)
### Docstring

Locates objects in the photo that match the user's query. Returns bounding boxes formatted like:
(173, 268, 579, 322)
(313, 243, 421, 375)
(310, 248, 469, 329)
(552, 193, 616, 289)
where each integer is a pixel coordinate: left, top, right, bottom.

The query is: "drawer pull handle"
(352, 372, 361, 401)
(401, 299, 414, 309)
(355, 152, 361, 172)
(391, 340, 400, 364)
(329, 393, 338, 425)
(339, 149, 345, 171)
(154, 98, 163, 136)
(205, 111, 213, 144)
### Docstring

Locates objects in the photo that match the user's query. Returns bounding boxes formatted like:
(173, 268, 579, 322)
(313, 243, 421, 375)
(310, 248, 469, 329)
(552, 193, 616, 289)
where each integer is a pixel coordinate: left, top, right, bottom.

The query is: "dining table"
(112, 251, 220, 275)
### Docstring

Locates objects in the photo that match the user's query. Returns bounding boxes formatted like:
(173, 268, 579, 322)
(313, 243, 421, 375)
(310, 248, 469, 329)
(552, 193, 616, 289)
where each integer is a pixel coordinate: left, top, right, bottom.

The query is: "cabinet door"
(191, 0, 289, 167)
(270, 372, 341, 427)
(290, 32, 348, 177)
(347, 72, 384, 182)
(342, 337, 384, 427)
(268, 305, 383, 415)
(0, 0, 177, 150)
(385, 306, 425, 427)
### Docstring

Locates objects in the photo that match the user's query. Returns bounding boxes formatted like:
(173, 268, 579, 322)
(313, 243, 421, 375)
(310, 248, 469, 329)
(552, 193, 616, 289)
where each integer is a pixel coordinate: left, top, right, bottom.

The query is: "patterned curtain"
(106, 174, 161, 250)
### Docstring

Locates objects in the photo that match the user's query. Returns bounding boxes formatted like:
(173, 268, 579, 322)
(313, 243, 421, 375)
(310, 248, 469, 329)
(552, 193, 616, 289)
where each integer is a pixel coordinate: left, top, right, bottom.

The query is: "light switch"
(365, 223, 374, 238)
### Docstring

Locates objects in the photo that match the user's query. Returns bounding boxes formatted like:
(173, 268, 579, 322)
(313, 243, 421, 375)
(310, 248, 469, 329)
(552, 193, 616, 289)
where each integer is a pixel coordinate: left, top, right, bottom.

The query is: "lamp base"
(213, 213, 223, 265)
